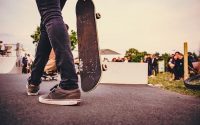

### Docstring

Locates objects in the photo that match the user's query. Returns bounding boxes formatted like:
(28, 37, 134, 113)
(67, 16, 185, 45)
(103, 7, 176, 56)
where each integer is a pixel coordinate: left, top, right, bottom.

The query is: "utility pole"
(184, 42, 189, 80)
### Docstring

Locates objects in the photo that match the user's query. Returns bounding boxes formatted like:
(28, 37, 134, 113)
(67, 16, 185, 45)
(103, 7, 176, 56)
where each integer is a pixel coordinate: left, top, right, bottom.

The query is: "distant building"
(100, 49, 123, 62)
(72, 49, 123, 62)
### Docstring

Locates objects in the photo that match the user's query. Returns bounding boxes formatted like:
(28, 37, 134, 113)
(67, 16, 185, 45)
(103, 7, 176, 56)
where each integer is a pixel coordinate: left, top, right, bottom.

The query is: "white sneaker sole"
(39, 95, 81, 106)
(27, 91, 39, 96)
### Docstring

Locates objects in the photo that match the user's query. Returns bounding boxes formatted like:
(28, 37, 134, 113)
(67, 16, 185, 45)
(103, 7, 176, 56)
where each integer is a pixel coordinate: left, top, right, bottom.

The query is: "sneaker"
(26, 83, 40, 96)
(39, 85, 81, 106)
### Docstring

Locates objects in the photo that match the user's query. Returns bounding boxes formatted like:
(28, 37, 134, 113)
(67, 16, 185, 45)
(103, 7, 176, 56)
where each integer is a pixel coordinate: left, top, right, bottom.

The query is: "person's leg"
(35, 0, 80, 105)
(26, 23, 52, 95)
(174, 68, 180, 80)
(35, 0, 78, 90)
(148, 66, 152, 76)
(60, 0, 67, 9)
(28, 0, 69, 85)
(28, 24, 52, 85)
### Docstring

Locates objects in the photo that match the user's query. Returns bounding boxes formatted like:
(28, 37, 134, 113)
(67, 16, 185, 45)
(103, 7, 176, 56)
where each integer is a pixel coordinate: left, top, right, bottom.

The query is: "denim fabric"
(28, 0, 78, 90)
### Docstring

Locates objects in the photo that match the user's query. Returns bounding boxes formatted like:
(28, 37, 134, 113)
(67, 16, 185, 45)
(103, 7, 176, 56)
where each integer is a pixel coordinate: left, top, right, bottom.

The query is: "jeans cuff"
(28, 76, 41, 86)
(59, 81, 79, 90)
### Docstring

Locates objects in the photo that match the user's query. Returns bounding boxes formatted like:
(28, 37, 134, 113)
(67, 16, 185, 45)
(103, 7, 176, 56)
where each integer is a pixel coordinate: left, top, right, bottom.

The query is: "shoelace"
(50, 84, 59, 92)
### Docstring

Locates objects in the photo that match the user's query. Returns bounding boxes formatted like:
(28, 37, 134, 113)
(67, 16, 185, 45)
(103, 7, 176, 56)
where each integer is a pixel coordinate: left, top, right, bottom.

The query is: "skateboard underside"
(76, 0, 101, 92)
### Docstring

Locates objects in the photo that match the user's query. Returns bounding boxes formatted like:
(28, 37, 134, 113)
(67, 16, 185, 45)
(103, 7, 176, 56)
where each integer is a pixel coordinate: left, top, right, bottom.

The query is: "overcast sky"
(0, 0, 200, 55)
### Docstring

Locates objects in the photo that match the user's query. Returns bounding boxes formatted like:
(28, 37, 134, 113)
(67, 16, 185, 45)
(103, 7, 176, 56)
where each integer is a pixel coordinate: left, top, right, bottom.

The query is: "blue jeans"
(28, 0, 78, 90)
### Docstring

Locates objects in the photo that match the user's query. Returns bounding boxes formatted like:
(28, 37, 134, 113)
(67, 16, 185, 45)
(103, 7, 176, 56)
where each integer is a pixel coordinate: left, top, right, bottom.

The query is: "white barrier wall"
(100, 62, 148, 84)
(0, 57, 17, 74)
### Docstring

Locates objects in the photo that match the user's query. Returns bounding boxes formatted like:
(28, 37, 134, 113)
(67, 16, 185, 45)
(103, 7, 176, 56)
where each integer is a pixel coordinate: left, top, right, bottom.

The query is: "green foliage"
(125, 48, 139, 56)
(125, 48, 147, 62)
(30, 26, 78, 50)
(160, 53, 170, 68)
(148, 72, 200, 97)
(69, 30, 78, 51)
(154, 52, 160, 57)
(30, 26, 40, 44)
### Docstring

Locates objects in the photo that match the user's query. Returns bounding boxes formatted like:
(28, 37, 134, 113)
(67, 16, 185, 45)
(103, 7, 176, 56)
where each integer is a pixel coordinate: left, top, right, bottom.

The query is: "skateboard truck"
(79, 59, 83, 72)
(80, 0, 101, 19)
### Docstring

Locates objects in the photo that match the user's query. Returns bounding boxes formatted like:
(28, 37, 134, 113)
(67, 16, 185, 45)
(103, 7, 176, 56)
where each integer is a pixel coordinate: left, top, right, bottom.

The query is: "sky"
(0, 0, 200, 56)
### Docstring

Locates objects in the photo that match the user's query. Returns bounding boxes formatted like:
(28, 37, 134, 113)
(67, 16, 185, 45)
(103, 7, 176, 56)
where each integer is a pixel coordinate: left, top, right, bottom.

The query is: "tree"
(30, 26, 40, 45)
(69, 30, 78, 51)
(30, 26, 78, 50)
(125, 48, 147, 62)
(161, 53, 170, 71)
(125, 48, 139, 57)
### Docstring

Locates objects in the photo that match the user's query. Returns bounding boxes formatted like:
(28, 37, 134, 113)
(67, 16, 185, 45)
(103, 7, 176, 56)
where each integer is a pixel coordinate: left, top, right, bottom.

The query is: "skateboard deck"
(76, 0, 102, 92)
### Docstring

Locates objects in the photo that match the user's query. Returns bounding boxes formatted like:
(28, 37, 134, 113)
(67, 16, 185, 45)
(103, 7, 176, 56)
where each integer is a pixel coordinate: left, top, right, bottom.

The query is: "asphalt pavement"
(0, 74, 199, 125)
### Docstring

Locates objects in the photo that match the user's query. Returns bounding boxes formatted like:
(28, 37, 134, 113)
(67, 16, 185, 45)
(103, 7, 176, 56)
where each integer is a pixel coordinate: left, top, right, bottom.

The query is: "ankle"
(29, 83, 39, 86)
(59, 84, 79, 90)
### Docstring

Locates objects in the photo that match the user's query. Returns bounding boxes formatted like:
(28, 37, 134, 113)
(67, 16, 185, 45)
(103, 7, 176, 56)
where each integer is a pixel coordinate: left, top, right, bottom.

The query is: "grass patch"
(148, 72, 200, 97)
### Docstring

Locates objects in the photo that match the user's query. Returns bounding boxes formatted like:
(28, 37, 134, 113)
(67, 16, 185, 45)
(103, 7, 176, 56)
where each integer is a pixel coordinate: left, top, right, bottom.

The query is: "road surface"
(0, 74, 199, 125)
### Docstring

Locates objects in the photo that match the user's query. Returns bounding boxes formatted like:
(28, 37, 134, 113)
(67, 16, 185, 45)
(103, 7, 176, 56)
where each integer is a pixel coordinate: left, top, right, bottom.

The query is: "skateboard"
(42, 72, 58, 81)
(76, 0, 102, 92)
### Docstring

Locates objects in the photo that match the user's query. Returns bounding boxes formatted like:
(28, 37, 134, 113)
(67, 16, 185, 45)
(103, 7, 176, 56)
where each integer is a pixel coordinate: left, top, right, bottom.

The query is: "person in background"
(146, 54, 153, 76)
(152, 55, 158, 76)
(27, 54, 33, 73)
(116, 57, 123, 62)
(173, 52, 184, 80)
(167, 54, 175, 73)
(167, 54, 175, 80)
(188, 52, 194, 69)
(22, 54, 28, 74)
(0, 42, 6, 56)
(112, 58, 117, 62)
(124, 57, 129, 63)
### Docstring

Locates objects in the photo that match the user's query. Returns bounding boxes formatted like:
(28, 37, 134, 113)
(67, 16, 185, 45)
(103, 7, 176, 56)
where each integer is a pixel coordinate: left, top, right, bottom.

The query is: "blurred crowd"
(167, 52, 198, 80)
(111, 57, 129, 62)
(18, 50, 199, 79)
(108, 51, 199, 80)
(17, 53, 34, 74)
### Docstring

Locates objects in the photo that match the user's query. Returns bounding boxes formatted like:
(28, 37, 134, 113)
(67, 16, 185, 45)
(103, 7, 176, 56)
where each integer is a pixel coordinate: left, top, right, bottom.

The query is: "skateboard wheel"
(96, 13, 101, 19)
